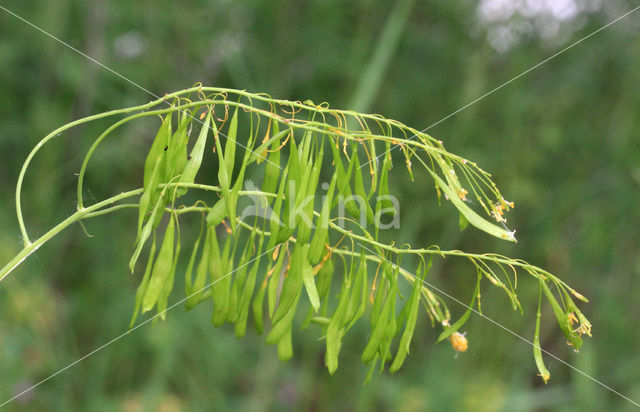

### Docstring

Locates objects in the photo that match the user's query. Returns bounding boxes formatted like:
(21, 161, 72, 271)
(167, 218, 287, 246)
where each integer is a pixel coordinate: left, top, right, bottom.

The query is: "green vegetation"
(1, 1, 639, 410)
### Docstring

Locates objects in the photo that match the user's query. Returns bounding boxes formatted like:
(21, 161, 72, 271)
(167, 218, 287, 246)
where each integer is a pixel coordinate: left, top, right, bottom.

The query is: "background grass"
(1, 0, 640, 410)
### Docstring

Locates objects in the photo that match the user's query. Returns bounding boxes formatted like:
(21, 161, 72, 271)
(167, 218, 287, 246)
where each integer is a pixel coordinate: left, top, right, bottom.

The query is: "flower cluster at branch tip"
(568, 312, 592, 337)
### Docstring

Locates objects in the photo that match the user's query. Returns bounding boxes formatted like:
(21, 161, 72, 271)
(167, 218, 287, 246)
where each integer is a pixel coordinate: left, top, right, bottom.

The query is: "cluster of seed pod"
(122, 88, 590, 380)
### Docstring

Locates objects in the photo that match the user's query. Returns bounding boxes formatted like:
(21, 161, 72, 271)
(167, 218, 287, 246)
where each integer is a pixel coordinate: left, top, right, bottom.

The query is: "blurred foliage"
(1, 0, 640, 410)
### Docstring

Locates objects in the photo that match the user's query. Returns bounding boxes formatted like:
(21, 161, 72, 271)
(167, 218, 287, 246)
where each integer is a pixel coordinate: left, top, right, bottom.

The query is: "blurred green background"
(1, 0, 640, 410)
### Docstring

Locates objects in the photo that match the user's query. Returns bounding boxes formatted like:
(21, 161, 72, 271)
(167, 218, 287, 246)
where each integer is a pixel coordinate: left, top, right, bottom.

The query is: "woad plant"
(0, 86, 592, 383)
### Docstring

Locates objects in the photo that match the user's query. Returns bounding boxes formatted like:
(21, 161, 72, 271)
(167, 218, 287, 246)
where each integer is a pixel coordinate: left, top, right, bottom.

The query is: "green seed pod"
(261, 123, 284, 195)
(351, 151, 375, 224)
(541, 280, 582, 350)
(184, 221, 204, 298)
(277, 326, 294, 361)
(224, 107, 238, 179)
(344, 251, 368, 330)
(301, 250, 320, 312)
(206, 199, 228, 227)
(210, 230, 231, 326)
(390, 262, 424, 373)
(235, 236, 265, 337)
(437, 272, 480, 342)
(137, 156, 162, 238)
(266, 166, 289, 250)
(143, 114, 171, 189)
(272, 243, 306, 324)
(156, 229, 181, 321)
(165, 110, 191, 183)
(375, 151, 394, 217)
(266, 286, 301, 345)
(229, 235, 253, 325)
(308, 173, 337, 265)
(268, 246, 288, 318)
(178, 110, 211, 196)
(189, 228, 211, 310)
(129, 236, 157, 328)
(325, 273, 351, 374)
(316, 256, 334, 305)
(142, 215, 176, 313)
(361, 283, 395, 364)
(252, 277, 267, 335)
(534, 283, 551, 384)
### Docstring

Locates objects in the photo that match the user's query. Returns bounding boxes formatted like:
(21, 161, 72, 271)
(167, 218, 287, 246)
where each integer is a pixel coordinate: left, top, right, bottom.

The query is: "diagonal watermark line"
(0, 4, 281, 170)
(0, 244, 279, 408)
(360, 4, 640, 170)
(359, 243, 640, 408)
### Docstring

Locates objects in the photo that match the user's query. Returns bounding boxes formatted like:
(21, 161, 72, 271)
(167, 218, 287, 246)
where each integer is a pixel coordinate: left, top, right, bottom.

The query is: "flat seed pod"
(265, 286, 301, 345)
(129, 237, 157, 328)
(437, 272, 481, 342)
(165, 110, 191, 183)
(267, 245, 287, 318)
(137, 157, 162, 238)
(361, 281, 395, 364)
(301, 248, 320, 312)
(178, 111, 211, 196)
(156, 229, 181, 321)
(143, 114, 171, 189)
(308, 173, 337, 265)
(235, 236, 265, 337)
(210, 230, 232, 326)
(535, 283, 551, 384)
(344, 251, 368, 330)
(142, 215, 176, 313)
(252, 276, 268, 335)
(272, 243, 305, 324)
(325, 273, 351, 374)
(390, 262, 425, 373)
(430, 170, 516, 242)
(187, 227, 211, 310)
(277, 326, 294, 361)
(541, 280, 582, 350)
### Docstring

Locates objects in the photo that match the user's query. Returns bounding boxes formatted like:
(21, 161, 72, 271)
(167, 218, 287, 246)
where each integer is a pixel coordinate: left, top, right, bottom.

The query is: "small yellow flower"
(574, 323, 592, 337)
(457, 188, 468, 201)
(567, 312, 578, 325)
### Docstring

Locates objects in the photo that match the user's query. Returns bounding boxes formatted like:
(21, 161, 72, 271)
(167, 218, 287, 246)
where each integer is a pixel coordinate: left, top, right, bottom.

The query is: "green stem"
(15, 87, 203, 246)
